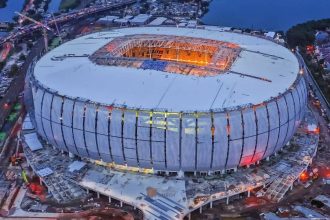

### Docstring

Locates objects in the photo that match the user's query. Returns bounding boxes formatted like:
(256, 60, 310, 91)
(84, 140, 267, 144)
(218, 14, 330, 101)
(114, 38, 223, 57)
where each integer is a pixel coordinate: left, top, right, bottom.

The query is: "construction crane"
(10, 137, 22, 166)
(15, 12, 59, 52)
(51, 13, 62, 43)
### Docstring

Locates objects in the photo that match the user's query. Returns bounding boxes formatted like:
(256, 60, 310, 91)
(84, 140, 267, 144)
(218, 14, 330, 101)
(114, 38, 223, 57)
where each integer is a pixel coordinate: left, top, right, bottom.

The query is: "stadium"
(27, 26, 307, 174)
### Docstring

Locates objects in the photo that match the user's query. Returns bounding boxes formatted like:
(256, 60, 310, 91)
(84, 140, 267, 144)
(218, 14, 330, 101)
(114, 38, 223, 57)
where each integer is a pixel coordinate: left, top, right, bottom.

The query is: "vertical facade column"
(262, 103, 270, 161)
(107, 109, 114, 162)
(82, 104, 91, 158)
(224, 112, 230, 169)
(49, 94, 59, 148)
(71, 100, 79, 155)
(179, 112, 183, 170)
(59, 97, 69, 152)
(120, 110, 126, 163)
(238, 111, 245, 165)
(149, 111, 153, 167)
(194, 112, 198, 171)
(39, 89, 48, 140)
(210, 111, 215, 170)
(95, 106, 101, 158)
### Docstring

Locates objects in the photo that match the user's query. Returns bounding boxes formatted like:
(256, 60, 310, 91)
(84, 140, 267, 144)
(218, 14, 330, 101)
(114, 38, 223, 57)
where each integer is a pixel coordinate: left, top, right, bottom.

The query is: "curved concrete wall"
(30, 76, 307, 172)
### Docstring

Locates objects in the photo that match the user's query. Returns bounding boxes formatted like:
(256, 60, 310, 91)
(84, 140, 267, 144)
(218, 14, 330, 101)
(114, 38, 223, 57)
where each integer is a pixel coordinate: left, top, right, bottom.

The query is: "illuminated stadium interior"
(90, 34, 241, 76)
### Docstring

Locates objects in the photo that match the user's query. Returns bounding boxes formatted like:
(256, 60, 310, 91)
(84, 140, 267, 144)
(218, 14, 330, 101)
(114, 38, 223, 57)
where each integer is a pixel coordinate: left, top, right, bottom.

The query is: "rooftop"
(33, 26, 300, 112)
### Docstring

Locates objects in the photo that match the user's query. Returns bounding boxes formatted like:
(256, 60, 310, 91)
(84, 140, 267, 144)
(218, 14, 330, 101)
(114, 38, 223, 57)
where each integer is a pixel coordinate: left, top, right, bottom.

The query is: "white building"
(130, 14, 152, 25)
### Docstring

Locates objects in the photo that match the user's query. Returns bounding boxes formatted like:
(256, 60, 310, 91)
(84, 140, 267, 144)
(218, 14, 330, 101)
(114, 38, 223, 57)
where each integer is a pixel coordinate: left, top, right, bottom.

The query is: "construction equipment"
(20, 165, 46, 200)
(22, 169, 29, 184)
(10, 138, 22, 166)
(15, 12, 60, 52)
(51, 13, 62, 43)
(10, 155, 22, 166)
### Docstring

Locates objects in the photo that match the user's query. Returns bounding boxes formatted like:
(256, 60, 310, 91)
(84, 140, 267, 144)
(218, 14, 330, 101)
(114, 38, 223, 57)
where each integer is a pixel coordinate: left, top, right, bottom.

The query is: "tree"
(27, 42, 34, 50)
(0, 0, 7, 8)
(14, 45, 23, 53)
(0, 61, 6, 71)
(19, 54, 26, 61)
(9, 64, 19, 77)
(286, 19, 330, 48)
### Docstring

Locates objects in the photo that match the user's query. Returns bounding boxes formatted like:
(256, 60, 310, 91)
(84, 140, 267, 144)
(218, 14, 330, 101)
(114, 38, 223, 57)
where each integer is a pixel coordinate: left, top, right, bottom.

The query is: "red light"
(307, 127, 320, 134)
(300, 171, 309, 182)
(3, 103, 9, 109)
(107, 105, 114, 111)
(239, 155, 254, 166)
(226, 125, 231, 134)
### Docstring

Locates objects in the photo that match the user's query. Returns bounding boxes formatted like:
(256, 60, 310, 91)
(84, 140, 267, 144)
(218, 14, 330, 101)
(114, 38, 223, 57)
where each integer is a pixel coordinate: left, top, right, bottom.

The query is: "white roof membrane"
(33, 27, 300, 112)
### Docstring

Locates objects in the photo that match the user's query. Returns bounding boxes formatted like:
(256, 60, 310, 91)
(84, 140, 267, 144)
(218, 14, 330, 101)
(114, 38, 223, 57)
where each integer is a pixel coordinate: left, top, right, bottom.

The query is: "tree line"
(286, 19, 330, 48)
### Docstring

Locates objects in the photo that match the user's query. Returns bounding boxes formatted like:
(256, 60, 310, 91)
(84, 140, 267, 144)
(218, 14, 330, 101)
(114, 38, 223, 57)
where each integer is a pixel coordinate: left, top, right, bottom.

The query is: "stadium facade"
(27, 26, 307, 174)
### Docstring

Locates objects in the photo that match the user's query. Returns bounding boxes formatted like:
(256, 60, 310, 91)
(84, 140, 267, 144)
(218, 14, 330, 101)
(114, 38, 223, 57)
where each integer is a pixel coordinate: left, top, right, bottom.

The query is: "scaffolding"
(89, 34, 241, 76)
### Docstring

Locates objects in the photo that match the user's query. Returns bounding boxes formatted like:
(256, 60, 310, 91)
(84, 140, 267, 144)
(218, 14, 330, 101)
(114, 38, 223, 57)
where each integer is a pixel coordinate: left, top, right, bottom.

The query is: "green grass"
(7, 112, 18, 122)
(13, 103, 21, 111)
(0, 132, 6, 142)
(60, 0, 80, 10)
(0, 0, 7, 8)
(49, 37, 61, 50)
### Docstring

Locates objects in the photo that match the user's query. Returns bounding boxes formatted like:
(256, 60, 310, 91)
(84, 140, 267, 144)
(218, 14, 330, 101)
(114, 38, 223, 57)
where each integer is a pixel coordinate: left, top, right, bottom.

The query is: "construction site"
(0, 113, 143, 219)
(1, 106, 318, 220)
(1, 25, 329, 220)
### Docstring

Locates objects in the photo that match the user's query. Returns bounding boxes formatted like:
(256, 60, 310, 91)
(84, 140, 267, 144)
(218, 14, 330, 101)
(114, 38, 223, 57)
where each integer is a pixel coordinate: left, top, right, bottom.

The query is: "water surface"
(202, 0, 330, 31)
(0, 0, 25, 22)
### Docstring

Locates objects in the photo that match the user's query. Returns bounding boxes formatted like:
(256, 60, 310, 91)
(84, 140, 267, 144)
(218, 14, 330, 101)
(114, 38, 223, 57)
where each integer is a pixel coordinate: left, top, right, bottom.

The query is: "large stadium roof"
(33, 26, 300, 112)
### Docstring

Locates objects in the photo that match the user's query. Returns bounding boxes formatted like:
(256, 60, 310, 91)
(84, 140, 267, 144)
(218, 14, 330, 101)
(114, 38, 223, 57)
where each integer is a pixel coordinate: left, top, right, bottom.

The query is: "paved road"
(0, 118, 21, 176)
(0, 0, 137, 46)
(0, 38, 44, 130)
(296, 51, 330, 120)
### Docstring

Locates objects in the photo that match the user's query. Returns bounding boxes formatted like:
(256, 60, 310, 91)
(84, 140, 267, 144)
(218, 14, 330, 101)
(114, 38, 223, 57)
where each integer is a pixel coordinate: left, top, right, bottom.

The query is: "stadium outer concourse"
(28, 26, 307, 175)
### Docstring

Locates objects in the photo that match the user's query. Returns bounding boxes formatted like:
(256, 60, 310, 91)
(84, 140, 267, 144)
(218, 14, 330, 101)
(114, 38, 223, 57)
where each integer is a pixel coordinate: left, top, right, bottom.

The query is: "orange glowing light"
(226, 125, 231, 134)
(239, 155, 254, 166)
(307, 126, 320, 134)
(314, 127, 320, 134)
(299, 171, 309, 182)
(211, 126, 215, 136)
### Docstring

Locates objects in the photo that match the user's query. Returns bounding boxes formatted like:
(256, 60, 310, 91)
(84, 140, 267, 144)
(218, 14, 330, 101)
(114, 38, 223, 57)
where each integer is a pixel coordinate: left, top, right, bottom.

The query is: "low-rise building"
(96, 16, 119, 25)
(265, 31, 276, 39)
(130, 14, 152, 25)
(148, 17, 167, 26)
(315, 31, 329, 43)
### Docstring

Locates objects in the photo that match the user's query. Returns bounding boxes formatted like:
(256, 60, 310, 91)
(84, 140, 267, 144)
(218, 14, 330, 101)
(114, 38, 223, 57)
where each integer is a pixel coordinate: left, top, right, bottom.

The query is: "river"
(0, 0, 61, 36)
(202, 0, 330, 31)
(0, 0, 61, 23)
(0, 0, 25, 22)
(47, 0, 61, 13)
(1, 0, 330, 32)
